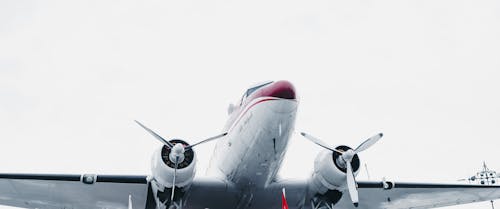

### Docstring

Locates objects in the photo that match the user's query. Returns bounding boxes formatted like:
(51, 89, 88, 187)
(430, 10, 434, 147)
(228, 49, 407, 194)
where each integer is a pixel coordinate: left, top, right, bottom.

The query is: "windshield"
(245, 81, 273, 97)
(240, 81, 273, 104)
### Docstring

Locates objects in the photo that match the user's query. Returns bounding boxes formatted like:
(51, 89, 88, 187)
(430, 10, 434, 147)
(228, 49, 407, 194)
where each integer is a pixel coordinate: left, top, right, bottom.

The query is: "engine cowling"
(151, 139, 196, 189)
(310, 145, 360, 194)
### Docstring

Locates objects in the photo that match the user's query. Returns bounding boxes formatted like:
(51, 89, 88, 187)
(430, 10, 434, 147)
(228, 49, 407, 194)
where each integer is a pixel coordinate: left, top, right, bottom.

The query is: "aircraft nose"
(265, 80, 296, 100)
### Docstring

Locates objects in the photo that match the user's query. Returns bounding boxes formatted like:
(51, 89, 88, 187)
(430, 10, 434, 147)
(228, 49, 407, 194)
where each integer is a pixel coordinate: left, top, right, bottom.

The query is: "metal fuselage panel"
(207, 97, 298, 188)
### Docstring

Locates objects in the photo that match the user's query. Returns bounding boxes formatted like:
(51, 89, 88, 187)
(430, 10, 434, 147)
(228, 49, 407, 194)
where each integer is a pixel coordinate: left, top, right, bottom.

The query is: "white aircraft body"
(1, 80, 500, 209)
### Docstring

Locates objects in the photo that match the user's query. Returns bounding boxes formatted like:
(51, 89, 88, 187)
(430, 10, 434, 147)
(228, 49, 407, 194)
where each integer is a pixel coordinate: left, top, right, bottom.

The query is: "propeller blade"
(300, 132, 344, 154)
(185, 132, 228, 151)
(354, 133, 383, 154)
(135, 120, 174, 148)
(346, 161, 359, 207)
(171, 155, 179, 202)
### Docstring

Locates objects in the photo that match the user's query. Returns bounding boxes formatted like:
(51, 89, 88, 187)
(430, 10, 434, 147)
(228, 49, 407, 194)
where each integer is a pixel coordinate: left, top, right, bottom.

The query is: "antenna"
(491, 200, 495, 209)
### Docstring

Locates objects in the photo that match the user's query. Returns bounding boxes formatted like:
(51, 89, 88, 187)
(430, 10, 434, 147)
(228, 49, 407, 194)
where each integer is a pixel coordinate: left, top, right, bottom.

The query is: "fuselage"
(206, 81, 298, 188)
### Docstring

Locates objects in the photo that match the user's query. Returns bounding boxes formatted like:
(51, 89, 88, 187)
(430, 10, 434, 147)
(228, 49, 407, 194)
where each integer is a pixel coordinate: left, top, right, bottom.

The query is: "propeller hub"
(333, 146, 360, 172)
(169, 143, 185, 163)
(342, 149, 356, 162)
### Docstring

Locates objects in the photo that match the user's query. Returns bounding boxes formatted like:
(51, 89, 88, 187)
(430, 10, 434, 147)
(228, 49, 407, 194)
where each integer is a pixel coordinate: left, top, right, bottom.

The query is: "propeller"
(300, 132, 383, 207)
(134, 120, 227, 202)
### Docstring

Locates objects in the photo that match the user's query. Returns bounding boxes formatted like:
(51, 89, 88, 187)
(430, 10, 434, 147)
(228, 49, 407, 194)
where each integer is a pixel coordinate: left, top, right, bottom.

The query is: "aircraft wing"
(333, 181, 500, 209)
(0, 173, 238, 209)
(3, 174, 500, 209)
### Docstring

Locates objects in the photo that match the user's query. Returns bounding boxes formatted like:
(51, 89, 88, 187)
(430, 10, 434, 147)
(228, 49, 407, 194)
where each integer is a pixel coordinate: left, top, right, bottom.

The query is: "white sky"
(1, 0, 500, 209)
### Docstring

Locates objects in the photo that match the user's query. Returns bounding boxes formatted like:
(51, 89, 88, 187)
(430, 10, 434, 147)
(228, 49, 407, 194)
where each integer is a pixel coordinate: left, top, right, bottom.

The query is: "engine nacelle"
(310, 145, 360, 194)
(151, 139, 196, 189)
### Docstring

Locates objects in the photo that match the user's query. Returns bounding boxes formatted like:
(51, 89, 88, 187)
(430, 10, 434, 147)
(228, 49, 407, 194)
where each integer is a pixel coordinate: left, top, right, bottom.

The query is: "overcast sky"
(1, 0, 500, 209)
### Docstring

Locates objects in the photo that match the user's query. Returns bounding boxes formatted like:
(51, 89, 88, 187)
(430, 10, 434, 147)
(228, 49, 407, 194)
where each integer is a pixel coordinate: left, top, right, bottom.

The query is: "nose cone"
(265, 80, 296, 100)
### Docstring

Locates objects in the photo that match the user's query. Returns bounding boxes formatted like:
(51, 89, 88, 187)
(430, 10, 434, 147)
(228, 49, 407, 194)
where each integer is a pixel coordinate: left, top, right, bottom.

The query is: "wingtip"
(353, 202, 359, 207)
(300, 132, 306, 136)
(379, 133, 383, 137)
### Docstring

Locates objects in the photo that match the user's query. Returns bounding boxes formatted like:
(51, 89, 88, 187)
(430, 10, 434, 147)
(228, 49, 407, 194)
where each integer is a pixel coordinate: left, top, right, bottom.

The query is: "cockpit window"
(245, 81, 273, 97)
(240, 81, 273, 105)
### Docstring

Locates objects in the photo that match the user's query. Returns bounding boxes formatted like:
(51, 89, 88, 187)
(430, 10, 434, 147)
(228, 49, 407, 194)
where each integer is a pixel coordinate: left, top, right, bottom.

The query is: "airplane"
(1, 80, 500, 209)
